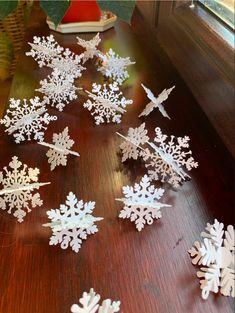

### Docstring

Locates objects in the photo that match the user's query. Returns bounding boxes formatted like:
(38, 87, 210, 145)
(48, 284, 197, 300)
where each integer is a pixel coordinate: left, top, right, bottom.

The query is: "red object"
(62, 0, 101, 24)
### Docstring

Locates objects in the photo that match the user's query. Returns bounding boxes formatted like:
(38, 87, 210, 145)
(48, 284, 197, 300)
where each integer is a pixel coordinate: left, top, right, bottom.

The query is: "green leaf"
(97, 0, 135, 24)
(40, 0, 71, 26)
(0, 0, 18, 19)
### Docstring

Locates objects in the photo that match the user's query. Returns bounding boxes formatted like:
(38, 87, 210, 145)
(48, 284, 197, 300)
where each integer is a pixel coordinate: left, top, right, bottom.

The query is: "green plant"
(0, 0, 136, 26)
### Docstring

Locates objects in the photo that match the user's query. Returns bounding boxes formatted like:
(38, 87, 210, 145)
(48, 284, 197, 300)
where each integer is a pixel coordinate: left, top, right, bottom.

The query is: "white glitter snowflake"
(98, 48, 135, 84)
(38, 127, 80, 171)
(36, 68, 77, 112)
(117, 123, 198, 188)
(188, 219, 235, 299)
(84, 82, 133, 125)
(26, 34, 63, 67)
(116, 175, 171, 231)
(0, 97, 57, 143)
(139, 84, 175, 119)
(0, 156, 50, 222)
(49, 48, 85, 79)
(43, 192, 103, 253)
(71, 288, 120, 313)
(77, 33, 101, 64)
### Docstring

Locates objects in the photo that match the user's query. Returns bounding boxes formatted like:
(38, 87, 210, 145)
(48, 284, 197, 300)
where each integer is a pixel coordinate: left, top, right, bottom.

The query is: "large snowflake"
(38, 127, 80, 171)
(84, 82, 133, 125)
(98, 48, 135, 84)
(0, 156, 50, 222)
(26, 35, 64, 67)
(71, 288, 120, 313)
(36, 68, 77, 112)
(188, 219, 234, 299)
(43, 192, 103, 253)
(77, 33, 101, 64)
(117, 123, 198, 188)
(49, 48, 85, 79)
(0, 97, 57, 143)
(139, 84, 175, 119)
(116, 175, 171, 231)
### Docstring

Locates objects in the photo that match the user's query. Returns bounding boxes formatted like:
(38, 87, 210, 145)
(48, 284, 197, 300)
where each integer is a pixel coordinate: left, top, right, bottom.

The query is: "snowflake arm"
(0, 156, 50, 222)
(43, 192, 103, 253)
(0, 97, 57, 143)
(77, 33, 101, 63)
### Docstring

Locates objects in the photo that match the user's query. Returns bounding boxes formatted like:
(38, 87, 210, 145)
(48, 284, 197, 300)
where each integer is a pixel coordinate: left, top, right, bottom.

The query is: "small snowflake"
(71, 288, 120, 313)
(188, 219, 235, 299)
(26, 35, 63, 67)
(0, 97, 57, 143)
(49, 48, 86, 79)
(139, 84, 175, 119)
(116, 175, 171, 231)
(98, 48, 135, 84)
(118, 123, 198, 188)
(77, 33, 101, 63)
(0, 156, 50, 222)
(84, 82, 133, 125)
(36, 68, 77, 112)
(43, 192, 103, 253)
(38, 127, 80, 171)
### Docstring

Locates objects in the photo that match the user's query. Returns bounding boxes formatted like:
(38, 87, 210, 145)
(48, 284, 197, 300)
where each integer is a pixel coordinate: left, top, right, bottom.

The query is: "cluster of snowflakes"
(0, 32, 233, 305)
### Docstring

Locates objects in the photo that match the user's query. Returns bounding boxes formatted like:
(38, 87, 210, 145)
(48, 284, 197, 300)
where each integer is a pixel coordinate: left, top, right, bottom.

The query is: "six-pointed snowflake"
(98, 48, 135, 84)
(0, 156, 50, 222)
(188, 219, 235, 299)
(116, 175, 171, 231)
(118, 123, 198, 187)
(139, 84, 175, 119)
(84, 82, 133, 125)
(77, 33, 101, 63)
(49, 48, 85, 79)
(38, 127, 80, 171)
(36, 68, 77, 112)
(26, 35, 64, 67)
(43, 192, 103, 253)
(0, 97, 57, 143)
(71, 288, 120, 313)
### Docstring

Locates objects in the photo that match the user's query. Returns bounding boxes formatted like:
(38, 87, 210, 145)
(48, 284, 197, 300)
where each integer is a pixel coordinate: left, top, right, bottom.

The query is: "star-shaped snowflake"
(26, 34, 64, 67)
(39, 127, 80, 171)
(43, 192, 103, 253)
(49, 48, 85, 79)
(0, 97, 57, 143)
(98, 48, 135, 84)
(117, 175, 171, 231)
(118, 123, 198, 188)
(188, 219, 235, 299)
(71, 288, 120, 313)
(84, 82, 133, 125)
(77, 33, 101, 64)
(0, 156, 50, 222)
(36, 68, 78, 112)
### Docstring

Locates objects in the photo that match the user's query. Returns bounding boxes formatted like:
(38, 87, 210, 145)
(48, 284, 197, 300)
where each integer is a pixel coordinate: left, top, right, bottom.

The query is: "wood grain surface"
(0, 4, 234, 313)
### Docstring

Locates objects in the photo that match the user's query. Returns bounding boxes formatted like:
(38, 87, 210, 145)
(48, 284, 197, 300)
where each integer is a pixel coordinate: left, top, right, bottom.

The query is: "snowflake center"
(161, 152, 174, 164)
(216, 246, 233, 269)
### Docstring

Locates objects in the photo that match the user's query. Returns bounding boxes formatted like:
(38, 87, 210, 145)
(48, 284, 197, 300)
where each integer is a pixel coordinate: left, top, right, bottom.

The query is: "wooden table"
(0, 4, 234, 313)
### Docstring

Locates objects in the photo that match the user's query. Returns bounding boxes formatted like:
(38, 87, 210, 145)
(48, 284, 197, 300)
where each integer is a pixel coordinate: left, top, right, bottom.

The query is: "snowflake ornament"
(139, 84, 175, 119)
(71, 288, 120, 313)
(116, 175, 171, 231)
(38, 127, 80, 171)
(84, 82, 133, 125)
(36, 68, 78, 112)
(117, 123, 198, 188)
(0, 156, 50, 222)
(26, 35, 63, 67)
(48, 48, 86, 79)
(98, 48, 135, 84)
(188, 219, 235, 299)
(77, 33, 101, 64)
(0, 97, 57, 143)
(43, 192, 103, 253)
